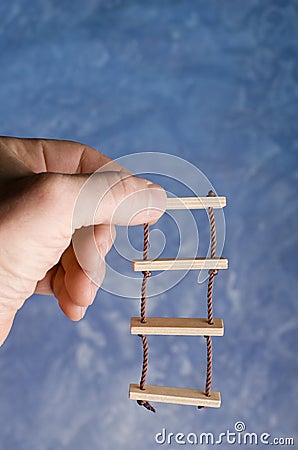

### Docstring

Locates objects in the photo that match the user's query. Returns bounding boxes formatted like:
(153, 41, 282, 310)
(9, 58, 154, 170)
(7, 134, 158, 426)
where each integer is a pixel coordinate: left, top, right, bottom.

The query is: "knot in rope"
(142, 270, 152, 278)
(137, 400, 156, 413)
(208, 268, 218, 277)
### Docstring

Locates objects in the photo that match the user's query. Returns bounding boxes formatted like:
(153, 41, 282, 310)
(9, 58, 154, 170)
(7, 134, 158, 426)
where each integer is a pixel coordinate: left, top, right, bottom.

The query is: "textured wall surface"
(0, 1, 297, 449)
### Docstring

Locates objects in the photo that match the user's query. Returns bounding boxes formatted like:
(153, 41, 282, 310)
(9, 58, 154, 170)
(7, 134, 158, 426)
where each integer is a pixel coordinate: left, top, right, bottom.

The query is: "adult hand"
(0, 137, 166, 346)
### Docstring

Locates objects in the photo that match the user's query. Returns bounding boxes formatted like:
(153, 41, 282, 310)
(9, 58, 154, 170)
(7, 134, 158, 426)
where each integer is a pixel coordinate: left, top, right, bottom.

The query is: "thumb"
(67, 170, 167, 231)
(58, 169, 166, 292)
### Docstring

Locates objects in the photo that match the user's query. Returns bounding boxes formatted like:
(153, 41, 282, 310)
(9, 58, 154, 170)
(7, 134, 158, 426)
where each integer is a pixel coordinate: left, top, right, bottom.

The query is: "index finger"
(0, 137, 130, 175)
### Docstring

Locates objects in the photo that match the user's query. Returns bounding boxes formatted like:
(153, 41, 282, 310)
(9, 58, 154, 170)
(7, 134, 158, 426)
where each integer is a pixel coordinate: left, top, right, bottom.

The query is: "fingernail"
(147, 184, 167, 219)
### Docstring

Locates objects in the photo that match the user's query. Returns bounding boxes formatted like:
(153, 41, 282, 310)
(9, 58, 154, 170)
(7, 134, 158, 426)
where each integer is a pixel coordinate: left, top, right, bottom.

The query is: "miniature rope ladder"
(200, 189, 218, 408)
(137, 223, 155, 413)
(136, 190, 220, 412)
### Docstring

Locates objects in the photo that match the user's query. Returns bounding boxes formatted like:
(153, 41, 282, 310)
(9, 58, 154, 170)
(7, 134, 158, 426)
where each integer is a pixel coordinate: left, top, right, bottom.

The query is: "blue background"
(0, 1, 297, 449)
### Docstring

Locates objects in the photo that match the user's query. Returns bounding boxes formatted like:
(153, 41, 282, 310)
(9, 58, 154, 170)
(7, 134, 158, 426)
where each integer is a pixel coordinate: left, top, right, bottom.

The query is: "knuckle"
(110, 174, 140, 204)
(31, 172, 65, 206)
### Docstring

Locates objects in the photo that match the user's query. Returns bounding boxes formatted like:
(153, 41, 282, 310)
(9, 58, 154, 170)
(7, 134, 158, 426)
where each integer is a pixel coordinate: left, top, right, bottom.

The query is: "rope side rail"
(136, 223, 156, 413)
(198, 190, 219, 409)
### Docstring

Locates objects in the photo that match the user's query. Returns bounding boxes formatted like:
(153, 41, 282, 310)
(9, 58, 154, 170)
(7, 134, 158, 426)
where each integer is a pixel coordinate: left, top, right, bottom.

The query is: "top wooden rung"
(166, 196, 226, 210)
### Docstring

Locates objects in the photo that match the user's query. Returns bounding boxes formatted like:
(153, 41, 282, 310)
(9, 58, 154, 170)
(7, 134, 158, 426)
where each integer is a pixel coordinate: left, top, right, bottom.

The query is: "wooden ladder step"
(166, 196, 226, 210)
(129, 384, 221, 408)
(132, 257, 228, 272)
(130, 317, 224, 336)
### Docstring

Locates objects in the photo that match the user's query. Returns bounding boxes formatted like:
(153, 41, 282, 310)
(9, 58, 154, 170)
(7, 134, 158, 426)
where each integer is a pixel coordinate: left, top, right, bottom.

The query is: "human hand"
(0, 137, 166, 346)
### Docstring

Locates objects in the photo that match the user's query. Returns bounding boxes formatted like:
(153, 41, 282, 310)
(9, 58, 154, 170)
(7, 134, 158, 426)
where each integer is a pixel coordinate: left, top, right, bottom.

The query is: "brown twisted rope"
(198, 190, 218, 410)
(205, 336, 213, 397)
(140, 224, 151, 323)
(207, 190, 218, 326)
(137, 223, 156, 413)
(205, 190, 218, 399)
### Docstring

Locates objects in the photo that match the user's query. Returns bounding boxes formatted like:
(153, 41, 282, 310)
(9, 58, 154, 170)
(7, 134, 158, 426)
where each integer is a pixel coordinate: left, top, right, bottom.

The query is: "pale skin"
(0, 137, 166, 346)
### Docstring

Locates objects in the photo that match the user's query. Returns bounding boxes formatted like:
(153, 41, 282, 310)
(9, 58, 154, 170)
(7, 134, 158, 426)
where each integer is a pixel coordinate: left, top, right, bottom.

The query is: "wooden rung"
(130, 317, 224, 336)
(129, 384, 221, 408)
(132, 257, 228, 272)
(166, 196, 226, 210)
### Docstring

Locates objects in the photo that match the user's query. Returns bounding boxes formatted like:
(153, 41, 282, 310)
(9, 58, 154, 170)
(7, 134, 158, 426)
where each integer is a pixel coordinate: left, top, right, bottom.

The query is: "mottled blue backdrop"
(0, 1, 297, 449)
